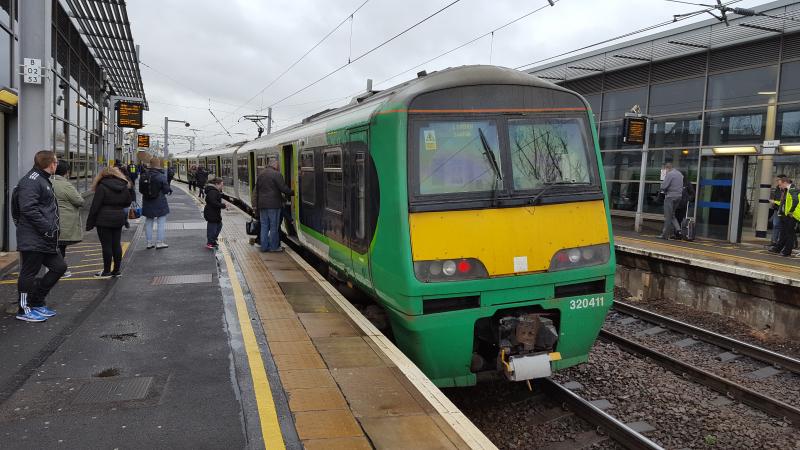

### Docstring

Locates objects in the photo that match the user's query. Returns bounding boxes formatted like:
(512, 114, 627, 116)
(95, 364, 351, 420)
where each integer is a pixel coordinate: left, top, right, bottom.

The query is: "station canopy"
(60, 0, 146, 107)
(527, 0, 800, 82)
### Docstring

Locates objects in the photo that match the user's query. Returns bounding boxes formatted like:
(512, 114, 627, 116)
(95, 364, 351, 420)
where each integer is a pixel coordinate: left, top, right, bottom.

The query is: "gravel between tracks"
(552, 341, 800, 450)
(614, 288, 800, 359)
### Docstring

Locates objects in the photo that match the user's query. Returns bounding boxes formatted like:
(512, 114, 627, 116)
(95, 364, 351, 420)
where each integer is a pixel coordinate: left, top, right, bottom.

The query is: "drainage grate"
(73, 377, 153, 404)
(151, 274, 213, 285)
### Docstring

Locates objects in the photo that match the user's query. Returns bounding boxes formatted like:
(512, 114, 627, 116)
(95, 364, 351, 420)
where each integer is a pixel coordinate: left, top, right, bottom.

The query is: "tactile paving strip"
(72, 377, 153, 404)
(151, 274, 213, 285)
(163, 222, 207, 230)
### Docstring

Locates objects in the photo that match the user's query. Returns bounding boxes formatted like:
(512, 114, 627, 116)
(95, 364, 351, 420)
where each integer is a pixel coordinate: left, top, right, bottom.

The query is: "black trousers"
(18, 251, 67, 313)
(188, 180, 196, 192)
(776, 216, 797, 256)
(207, 221, 222, 245)
(97, 226, 123, 273)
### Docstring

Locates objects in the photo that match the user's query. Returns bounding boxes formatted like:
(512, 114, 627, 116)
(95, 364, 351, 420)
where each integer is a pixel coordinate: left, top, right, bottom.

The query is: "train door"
(281, 144, 297, 236)
(345, 127, 371, 287)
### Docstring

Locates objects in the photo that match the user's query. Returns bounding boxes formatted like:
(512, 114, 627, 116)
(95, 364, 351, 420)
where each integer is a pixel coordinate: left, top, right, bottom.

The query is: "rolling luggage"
(681, 203, 695, 241)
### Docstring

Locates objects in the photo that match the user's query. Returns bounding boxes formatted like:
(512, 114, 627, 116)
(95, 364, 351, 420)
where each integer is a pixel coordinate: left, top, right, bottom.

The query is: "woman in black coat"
(86, 166, 132, 277)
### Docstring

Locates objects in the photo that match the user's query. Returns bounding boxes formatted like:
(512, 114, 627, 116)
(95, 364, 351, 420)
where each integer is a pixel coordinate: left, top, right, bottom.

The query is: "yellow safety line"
(219, 241, 285, 450)
(618, 236, 799, 272)
(1, 243, 131, 283)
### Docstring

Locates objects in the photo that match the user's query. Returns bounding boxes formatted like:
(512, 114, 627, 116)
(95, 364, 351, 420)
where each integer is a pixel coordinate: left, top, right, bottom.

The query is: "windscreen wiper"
(478, 128, 502, 184)
(528, 181, 590, 206)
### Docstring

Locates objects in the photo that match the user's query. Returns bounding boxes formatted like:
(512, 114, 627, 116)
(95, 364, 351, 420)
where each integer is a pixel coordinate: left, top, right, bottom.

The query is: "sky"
(125, 0, 770, 153)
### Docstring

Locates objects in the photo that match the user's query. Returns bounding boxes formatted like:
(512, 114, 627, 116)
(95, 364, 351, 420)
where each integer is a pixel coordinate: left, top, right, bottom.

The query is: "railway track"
(540, 379, 664, 450)
(605, 301, 800, 425)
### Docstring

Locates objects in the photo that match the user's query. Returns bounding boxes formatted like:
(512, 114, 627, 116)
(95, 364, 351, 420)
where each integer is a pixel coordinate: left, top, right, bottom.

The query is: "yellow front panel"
(409, 200, 610, 276)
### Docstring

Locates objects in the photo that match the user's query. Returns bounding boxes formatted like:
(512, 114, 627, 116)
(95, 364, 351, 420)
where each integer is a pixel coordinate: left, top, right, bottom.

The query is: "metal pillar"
(754, 97, 778, 239)
(633, 116, 652, 233)
(267, 107, 272, 134)
(163, 116, 169, 159)
(13, 0, 53, 251)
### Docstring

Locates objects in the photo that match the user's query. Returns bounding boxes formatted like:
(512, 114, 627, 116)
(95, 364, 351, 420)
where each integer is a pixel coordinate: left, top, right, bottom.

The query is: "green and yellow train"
(173, 65, 615, 387)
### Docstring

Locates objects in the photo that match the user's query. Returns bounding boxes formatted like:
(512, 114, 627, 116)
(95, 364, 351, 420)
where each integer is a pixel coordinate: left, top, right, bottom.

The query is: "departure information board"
(622, 117, 647, 145)
(137, 134, 150, 148)
(117, 102, 144, 128)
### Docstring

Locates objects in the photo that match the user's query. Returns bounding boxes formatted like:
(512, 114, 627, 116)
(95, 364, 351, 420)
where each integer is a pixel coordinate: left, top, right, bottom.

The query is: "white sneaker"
(156, 242, 169, 249)
(62, 271, 72, 278)
(146, 242, 155, 249)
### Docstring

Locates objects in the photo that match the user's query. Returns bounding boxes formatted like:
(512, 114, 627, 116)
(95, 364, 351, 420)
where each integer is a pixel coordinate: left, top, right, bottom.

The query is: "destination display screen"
(118, 102, 144, 128)
(137, 134, 150, 148)
(623, 117, 647, 145)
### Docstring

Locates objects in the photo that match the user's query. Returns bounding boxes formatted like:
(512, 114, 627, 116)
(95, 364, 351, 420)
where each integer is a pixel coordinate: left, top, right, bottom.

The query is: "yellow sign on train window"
(424, 129, 437, 151)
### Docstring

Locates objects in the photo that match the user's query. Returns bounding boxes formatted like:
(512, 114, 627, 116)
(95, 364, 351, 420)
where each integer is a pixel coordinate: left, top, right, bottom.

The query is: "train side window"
(300, 151, 315, 205)
(355, 152, 366, 240)
(323, 148, 343, 213)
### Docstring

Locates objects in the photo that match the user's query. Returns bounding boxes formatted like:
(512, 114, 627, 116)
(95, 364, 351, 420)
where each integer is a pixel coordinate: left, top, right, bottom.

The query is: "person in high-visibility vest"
(770, 177, 799, 257)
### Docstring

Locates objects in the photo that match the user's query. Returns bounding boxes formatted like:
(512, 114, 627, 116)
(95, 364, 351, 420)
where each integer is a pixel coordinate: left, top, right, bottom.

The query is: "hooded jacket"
(52, 174, 85, 242)
(15, 167, 60, 253)
(203, 184, 226, 223)
(86, 177, 132, 230)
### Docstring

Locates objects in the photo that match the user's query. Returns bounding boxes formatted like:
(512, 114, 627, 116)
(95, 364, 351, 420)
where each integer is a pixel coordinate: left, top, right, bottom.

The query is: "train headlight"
(549, 244, 610, 271)
(414, 258, 488, 283)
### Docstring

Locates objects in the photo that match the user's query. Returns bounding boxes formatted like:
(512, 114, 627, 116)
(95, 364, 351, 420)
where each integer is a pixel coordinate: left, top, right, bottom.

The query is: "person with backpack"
(140, 157, 172, 249)
(203, 178, 227, 249)
(86, 166, 132, 277)
(674, 175, 695, 238)
(52, 160, 84, 277)
(188, 165, 197, 192)
(12, 150, 67, 322)
(195, 166, 209, 199)
(658, 163, 684, 240)
(166, 163, 175, 185)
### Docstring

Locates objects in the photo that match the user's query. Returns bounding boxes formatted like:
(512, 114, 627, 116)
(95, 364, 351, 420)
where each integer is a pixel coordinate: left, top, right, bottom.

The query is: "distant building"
(527, 0, 800, 243)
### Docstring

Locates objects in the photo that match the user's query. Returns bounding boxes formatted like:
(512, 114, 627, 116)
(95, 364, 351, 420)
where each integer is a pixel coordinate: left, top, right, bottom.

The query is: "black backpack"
(139, 171, 160, 200)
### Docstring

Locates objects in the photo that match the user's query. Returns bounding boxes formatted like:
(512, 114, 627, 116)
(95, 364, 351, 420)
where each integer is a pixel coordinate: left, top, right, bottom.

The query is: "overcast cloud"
(126, 0, 768, 152)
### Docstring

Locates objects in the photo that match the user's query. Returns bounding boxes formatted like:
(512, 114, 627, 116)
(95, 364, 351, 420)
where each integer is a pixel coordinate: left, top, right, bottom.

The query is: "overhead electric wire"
(265, 0, 463, 108)
(514, 0, 744, 70)
(375, 0, 559, 89)
(224, 0, 372, 119)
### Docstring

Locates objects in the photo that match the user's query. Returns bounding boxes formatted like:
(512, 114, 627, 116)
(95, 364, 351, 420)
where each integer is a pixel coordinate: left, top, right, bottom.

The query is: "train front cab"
(373, 82, 615, 387)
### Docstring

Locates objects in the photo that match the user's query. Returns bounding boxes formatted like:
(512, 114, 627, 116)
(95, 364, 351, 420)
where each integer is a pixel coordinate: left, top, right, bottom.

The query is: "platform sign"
(23, 58, 42, 84)
(622, 117, 647, 145)
(137, 134, 150, 148)
(117, 102, 144, 128)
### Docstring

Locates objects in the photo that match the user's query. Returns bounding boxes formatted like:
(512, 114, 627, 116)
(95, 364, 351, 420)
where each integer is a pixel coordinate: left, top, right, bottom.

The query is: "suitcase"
(245, 219, 260, 236)
(680, 203, 695, 241)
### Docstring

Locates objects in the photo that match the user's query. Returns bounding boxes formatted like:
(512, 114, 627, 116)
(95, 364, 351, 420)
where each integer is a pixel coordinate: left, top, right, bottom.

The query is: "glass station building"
(0, 0, 145, 251)
(527, 0, 800, 242)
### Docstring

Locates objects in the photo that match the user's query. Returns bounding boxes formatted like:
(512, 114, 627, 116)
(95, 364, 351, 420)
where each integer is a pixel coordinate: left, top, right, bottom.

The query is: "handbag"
(129, 201, 142, 219)
(246, 219, 260, 236)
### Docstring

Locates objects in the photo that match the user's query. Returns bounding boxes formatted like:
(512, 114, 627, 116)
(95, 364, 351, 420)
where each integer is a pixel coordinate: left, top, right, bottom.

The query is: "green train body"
(173, 66, 615, 387)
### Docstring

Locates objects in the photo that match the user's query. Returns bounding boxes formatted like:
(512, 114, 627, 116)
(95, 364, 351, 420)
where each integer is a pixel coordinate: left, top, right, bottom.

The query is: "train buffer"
(0, 186, 494, 449)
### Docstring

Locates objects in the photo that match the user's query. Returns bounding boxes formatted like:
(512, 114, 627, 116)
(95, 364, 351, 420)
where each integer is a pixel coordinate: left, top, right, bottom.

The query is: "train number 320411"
(569, 297, 605, 310)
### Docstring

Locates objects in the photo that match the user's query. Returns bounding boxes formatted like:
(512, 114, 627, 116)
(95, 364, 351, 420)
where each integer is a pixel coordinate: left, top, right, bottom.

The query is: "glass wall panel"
(646, 148, 699, 183)
(649, 114, 702, 149)
(0, 30, 9, 88)
(706, 66, 777, 109)
(642, 182, 668, 215)
(601, 87, 647, 121)
(649, 77, 704, 115)
(779, 60, 800, 102)
(777, 105, 800, 143)
(0, 0, 9, 27)
(606, 180, 639, 211)
(703, 108, 766, 145)
(602, 150, 641, 183)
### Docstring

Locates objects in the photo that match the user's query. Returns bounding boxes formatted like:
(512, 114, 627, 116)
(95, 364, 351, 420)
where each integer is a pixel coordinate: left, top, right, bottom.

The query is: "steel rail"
(600, 330, 800, 425)
(613, 300, 800, 375)
(540, 378, 664, 450)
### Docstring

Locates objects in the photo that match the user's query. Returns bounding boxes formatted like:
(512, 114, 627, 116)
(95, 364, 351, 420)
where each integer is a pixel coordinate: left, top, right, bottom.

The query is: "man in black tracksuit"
(14, 150, 67, 322)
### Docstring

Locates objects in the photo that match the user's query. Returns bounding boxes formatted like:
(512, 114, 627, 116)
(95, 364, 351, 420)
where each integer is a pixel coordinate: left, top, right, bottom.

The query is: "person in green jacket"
(52, 160, 85, 277)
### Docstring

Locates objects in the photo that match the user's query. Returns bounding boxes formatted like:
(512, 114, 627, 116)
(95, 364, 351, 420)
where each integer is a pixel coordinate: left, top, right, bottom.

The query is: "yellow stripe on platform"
(219, 241, 285, 450)
(1, 242, 131, 284)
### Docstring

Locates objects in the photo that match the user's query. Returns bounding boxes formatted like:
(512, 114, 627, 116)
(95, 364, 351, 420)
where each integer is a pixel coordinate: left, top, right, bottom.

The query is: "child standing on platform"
(203, 178, 226, 249)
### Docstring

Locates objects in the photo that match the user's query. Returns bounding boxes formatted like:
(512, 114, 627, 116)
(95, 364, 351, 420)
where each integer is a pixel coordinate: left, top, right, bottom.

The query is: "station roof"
(526, 0, 800, 83)
(60, 0, 146, 107)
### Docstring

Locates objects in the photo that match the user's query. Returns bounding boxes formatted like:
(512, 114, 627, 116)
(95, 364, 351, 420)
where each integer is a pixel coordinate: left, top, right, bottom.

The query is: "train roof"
(178, 66, 573, 157)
